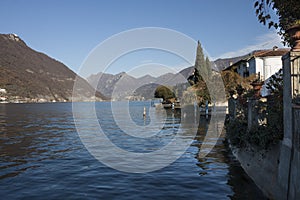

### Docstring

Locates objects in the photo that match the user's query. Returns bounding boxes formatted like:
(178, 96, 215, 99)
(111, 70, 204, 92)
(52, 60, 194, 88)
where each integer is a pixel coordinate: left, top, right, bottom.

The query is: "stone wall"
(288, 106, 300, 199)
(231, 143, 284, 199)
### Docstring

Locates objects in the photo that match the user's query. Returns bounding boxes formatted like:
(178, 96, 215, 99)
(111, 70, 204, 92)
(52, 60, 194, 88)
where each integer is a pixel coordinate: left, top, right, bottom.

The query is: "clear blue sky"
(0, 0, 283, 77)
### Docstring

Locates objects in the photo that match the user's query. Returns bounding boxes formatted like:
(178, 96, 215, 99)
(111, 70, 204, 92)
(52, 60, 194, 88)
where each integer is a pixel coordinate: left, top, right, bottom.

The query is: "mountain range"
(0, 33, 107, 103)
(86, 67, 194, 100)
(85, 55, 248, 100)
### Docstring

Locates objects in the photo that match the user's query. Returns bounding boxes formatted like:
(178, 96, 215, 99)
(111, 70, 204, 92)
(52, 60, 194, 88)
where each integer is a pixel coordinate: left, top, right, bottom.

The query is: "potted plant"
(251, 77, 264, 99)
(286, 20, 300, 51)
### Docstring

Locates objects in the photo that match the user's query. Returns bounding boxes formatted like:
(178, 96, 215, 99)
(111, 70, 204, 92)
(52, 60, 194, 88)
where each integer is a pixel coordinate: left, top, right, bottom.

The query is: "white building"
(229, 59, 249, 78)
(248, 48, 289, 81)
(224, 47, 289, 81)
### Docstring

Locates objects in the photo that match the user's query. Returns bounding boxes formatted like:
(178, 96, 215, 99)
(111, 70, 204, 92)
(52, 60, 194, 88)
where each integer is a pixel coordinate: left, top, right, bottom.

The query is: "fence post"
(247, 99, 258, 131)
(278, 52, 295, 199)
(228, 97, 236, 120)
(287, 52, 300, 200)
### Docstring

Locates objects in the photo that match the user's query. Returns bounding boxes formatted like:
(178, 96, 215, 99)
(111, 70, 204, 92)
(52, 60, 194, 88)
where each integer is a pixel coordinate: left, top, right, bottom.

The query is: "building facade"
(224, 47, 290, 81)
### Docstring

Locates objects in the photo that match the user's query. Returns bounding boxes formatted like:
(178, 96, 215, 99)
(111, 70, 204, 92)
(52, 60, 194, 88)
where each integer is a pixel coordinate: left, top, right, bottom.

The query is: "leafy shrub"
(154, 85, 175, 101)
(225, 118, 248, 147)
(226, 69, 284, 150)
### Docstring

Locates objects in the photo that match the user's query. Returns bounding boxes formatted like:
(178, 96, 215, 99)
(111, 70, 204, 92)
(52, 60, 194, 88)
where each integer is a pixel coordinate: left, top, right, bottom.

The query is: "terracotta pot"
(251, 81, 263, 89)
(251, 81, 264, 98)
(287, 24, 300, 51)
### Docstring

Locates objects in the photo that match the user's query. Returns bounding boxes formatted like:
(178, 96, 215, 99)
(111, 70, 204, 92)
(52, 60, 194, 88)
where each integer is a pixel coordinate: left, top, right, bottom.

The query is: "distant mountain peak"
(139, 74, 153, 78)
(1, 33, 26, 45)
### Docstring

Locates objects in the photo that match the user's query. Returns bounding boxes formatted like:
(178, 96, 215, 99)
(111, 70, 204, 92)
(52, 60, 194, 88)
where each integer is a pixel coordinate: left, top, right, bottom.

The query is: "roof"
(222, 48, 290, 71)
(251, 48, 290, 58)
(223, 59, 247, 71)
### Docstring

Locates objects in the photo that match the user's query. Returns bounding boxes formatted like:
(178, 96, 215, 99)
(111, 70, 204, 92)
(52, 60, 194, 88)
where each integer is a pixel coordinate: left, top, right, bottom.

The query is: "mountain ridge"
(0, 33, 107, 103)
(86, 67, 194, 100)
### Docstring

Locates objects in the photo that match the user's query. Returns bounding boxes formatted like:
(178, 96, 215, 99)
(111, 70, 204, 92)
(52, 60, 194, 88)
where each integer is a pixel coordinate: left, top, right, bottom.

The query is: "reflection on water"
(194, 117, 266, 199)
(0, 102, 266, 199)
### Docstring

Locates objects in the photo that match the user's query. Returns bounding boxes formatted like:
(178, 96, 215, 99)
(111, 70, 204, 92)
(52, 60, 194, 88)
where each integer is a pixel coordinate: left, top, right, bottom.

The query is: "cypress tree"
(205, 56, 212, 77)
(195, 41, 208, 80)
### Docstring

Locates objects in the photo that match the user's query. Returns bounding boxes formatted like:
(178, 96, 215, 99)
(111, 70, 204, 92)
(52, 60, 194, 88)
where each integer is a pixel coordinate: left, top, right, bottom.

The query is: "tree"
(154, 85, 175, 102)
(254, 0, 300, 46)
(195, 80, 211, 106)
(195, 41, 210, 80)
(221, 70, 255, 98)
(187, 68, 199, 85)
(189, 41, 214, 105)
(205, 56, 212, 77)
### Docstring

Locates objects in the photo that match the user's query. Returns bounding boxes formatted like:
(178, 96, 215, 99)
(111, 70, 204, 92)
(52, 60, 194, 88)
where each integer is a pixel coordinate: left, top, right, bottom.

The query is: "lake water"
(0, 102, 266, 199)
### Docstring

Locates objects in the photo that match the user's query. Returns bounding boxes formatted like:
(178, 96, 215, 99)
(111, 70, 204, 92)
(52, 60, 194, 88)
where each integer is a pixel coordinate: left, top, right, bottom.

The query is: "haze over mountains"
(0, 33, 106, 103)
(86, 67, 194, 100)
(85, 58, 242, 100)
(0, 33, 247, 103)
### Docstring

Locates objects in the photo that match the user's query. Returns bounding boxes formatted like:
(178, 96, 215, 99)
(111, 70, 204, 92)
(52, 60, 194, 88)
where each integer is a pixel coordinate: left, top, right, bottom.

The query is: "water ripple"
(0, 102, 267, 199)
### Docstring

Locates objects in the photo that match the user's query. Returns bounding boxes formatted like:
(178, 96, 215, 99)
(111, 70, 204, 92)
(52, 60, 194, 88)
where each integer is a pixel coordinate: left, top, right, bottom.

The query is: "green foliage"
(154, 85, 175, 101)
(205, 57, 212, 77)
(266, 70, 284, 137)
(226, 69, 284, 149)
(247, 110, 283, 149)
(266, 68, 283, 97)
(226, 118, 283, 150)
(248, 126, 275, 148)
(185, 41, 213, 105)
(195, 41, 211, 80)
(225, 118, 248, 147)
(254, 0, 300, 46)
(195, 81, 211, 106)
(187, 68, 200, 86)
(173, 83, 189, 99)
(221, 70, 254, 98)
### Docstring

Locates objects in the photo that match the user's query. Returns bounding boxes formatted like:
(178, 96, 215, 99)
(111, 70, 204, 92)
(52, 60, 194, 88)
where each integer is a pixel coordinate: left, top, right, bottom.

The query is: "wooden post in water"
(143, 106, 146, 118)
(194, 101, 197, 118)
(205, 100, 209, 119)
